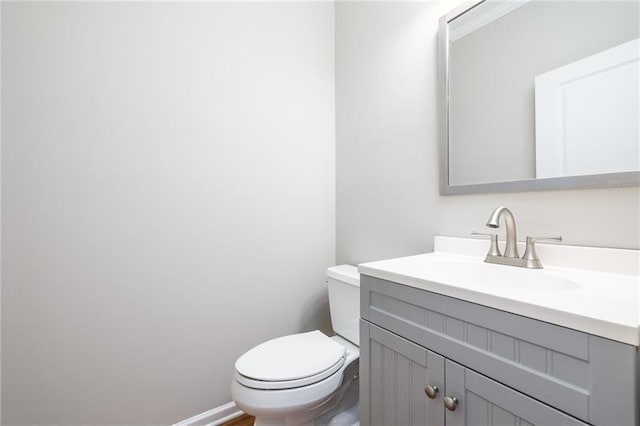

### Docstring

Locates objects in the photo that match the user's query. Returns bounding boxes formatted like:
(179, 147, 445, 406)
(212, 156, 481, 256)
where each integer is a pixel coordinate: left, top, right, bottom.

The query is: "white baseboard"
(173, 401, 244, 426)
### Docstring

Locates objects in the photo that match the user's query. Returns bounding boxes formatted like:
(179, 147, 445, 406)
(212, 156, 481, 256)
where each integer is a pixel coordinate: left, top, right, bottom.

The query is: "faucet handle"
(522, 236, 563, 269)
(471, 231, 501, 257)
(526, 236, 563, 244)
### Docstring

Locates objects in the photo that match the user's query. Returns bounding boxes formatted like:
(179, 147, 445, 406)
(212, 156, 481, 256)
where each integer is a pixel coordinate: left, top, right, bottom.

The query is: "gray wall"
(336, 1, 640, 266)
(449, 1, 639, 185)
(1, 2, 334, 424)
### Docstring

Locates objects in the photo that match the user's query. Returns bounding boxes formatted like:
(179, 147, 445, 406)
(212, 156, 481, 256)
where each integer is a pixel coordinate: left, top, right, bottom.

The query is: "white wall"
(336, 1, 640, 266)
(1, 2, 335, 424)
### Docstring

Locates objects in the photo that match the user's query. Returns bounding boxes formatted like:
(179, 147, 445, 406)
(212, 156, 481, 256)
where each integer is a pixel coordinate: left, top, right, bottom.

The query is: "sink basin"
(358, 236, 640, 346)
(419, 258, 581, 292)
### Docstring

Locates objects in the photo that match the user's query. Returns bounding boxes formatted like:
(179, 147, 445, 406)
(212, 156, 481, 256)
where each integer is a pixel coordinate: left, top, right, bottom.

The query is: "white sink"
(358, 236, 640, 346)
(410, 257, 581, 292)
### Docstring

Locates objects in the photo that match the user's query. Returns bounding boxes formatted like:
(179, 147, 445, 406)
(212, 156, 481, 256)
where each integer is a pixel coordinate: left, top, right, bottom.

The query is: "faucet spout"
(486, 206, 519, 258)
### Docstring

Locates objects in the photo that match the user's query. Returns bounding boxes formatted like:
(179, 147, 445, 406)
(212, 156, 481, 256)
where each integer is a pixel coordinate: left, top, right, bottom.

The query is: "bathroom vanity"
(358, 237, 640, 426)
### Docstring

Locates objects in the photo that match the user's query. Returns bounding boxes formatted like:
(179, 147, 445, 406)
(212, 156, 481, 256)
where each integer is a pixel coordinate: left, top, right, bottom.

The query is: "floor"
(223, 414, 255, 426)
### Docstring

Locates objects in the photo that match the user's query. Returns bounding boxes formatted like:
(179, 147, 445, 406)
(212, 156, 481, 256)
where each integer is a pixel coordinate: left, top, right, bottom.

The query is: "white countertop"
(358, 237, 640, 346)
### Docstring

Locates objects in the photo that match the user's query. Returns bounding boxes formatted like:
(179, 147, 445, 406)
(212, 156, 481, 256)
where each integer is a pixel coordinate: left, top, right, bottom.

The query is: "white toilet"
(231, 265, 360, 426)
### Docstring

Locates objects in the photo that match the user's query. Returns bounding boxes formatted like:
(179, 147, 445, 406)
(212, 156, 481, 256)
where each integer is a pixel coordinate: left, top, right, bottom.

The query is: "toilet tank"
(326, 265, 360, 346)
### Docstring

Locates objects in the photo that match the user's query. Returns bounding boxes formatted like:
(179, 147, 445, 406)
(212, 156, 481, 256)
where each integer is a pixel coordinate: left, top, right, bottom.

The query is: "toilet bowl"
(231, 265, 360, 426)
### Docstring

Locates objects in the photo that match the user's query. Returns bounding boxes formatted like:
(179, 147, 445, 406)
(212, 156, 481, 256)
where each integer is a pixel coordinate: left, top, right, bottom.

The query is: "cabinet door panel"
(360, 320, 445, 426)
(445, 360, 588, 426)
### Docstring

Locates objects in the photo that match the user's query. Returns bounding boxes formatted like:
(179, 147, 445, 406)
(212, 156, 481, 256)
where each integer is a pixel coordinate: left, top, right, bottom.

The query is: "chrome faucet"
(472, 207, 562, 269)
(486, 206, 519, 258)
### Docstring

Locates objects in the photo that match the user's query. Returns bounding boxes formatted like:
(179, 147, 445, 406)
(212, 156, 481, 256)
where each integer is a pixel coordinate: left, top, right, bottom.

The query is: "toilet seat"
(236, 357, 345, 390)
(235, 331, 347, 390)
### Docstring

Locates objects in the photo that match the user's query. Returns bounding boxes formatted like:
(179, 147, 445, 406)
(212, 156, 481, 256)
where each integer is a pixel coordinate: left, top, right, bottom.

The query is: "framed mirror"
(439, 0, 640, 195)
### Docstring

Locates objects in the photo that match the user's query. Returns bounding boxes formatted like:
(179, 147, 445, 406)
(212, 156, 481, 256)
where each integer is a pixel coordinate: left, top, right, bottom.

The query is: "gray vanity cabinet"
(361, 321, 588, 426)
(360, 275, 639, 426)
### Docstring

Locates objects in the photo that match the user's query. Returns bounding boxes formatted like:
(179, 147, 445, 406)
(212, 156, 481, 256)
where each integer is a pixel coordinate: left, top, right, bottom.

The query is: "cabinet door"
(360, 320, 445, 426)
(444, 360, 588, 426)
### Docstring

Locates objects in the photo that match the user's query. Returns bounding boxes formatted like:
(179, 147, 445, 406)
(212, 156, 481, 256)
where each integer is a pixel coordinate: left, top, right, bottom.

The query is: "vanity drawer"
(361, 275, 638, 426)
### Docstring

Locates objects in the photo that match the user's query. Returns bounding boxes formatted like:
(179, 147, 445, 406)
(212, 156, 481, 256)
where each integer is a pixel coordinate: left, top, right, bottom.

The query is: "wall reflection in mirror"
(445, 0, 639, 188)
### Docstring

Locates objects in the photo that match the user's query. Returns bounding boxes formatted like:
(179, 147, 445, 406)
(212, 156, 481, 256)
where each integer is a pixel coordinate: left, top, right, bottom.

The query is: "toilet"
(231, 265, 360, 426)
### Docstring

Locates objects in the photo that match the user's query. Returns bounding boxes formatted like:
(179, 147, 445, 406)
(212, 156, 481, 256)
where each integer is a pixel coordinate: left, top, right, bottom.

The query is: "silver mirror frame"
(438, 1, 640, 195)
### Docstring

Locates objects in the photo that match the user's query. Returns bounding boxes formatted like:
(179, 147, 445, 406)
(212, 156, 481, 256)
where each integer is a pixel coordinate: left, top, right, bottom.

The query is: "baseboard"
(173, 401, 244, 426)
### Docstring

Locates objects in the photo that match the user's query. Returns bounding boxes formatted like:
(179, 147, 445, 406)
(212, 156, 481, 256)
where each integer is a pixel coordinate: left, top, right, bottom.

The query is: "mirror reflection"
(447, 0, 639, 187)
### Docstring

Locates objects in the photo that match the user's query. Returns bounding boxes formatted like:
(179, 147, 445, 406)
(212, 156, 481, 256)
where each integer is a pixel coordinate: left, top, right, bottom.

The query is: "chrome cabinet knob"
(444, 396, 459, 411)
(424, 384, 439, 399)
